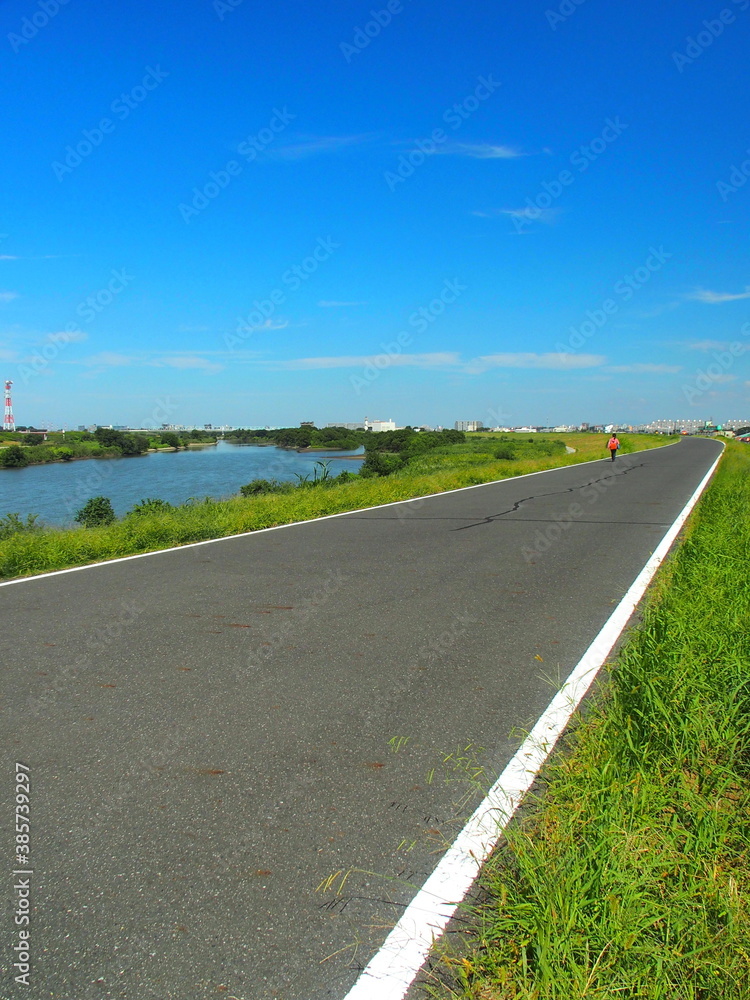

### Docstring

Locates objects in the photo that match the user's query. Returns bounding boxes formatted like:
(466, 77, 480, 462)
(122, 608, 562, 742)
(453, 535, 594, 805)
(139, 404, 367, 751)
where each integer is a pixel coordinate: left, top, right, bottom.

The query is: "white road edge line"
(341, 445, 724, 1000)
(0, 443, 680, 588)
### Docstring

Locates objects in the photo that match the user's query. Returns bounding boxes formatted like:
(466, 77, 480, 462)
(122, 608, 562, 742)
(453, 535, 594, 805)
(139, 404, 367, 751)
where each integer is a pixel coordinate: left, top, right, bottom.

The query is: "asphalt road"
(1, 438, 722, 1000)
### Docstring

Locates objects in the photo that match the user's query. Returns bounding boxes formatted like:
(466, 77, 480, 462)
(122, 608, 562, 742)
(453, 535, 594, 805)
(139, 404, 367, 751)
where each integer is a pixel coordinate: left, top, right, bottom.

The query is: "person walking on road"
(607, 433, 620, 461)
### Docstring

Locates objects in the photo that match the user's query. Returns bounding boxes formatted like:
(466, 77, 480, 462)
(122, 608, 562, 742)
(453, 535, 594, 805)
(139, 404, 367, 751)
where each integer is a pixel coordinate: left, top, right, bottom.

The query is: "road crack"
(453, 462, 646, 531)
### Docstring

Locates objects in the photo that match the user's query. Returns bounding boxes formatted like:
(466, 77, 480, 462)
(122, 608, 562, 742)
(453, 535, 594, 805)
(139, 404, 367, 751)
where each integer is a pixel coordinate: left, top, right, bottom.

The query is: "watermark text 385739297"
(12, 762, 32, 986)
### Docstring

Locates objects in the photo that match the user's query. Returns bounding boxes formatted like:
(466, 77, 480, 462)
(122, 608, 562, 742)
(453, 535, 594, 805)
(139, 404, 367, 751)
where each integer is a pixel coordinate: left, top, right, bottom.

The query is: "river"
(0, 442, 365, 527)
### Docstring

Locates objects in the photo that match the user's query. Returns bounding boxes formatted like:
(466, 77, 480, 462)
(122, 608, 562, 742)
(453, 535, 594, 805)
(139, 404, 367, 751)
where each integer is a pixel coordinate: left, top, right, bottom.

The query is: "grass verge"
(0, 433, 673, 581)
(430, 441, 750, 999)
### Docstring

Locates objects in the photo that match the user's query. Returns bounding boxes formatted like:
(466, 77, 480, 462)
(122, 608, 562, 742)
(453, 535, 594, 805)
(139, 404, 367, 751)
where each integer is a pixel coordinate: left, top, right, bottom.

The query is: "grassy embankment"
(431, 441, 750, 999)
(0, 432, 673, 580)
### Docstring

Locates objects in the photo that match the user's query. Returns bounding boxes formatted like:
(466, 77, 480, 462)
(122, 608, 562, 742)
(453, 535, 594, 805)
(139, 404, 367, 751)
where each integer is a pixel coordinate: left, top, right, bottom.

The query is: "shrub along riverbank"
(0, 432, 674, 580)
(430, 441, 750, 999)
(0, 427, 219, 467)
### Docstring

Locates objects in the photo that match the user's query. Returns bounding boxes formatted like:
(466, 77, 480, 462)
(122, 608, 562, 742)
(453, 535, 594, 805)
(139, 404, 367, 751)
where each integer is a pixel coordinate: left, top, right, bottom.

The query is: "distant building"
(300, 421, 315, 427)
(364, 418, 396, 433)
(454, 420, 484, 432)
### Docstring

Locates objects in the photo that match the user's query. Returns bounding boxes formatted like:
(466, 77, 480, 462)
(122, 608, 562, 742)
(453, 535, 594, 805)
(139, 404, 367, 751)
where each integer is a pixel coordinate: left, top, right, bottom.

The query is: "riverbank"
(0, 441, 367, 527)
(0, 428, 220, 469)
(0, 433, 675, 580)
(431, 441, 750, 998)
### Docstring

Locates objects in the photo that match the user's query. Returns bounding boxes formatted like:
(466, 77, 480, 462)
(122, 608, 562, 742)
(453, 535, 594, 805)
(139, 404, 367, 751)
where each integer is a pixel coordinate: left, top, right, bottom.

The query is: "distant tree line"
(359, 428, 465, 476)
(0, 427, 223, 469)
(225, 426, 365, 450)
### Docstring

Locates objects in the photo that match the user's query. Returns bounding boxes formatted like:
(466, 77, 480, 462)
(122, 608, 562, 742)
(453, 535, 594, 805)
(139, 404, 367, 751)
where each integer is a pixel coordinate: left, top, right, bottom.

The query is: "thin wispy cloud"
(82, 352, 134, 367)
(318, 300, 368, 308)
(47, 330, 88, 344)
(685, 339, 732, 351)
(234, 318, 289, 334)
(0, 254, 70, 261)
(605, 363, 682, 374)
(274, 352, 460, 371)
(473, 207, 560, 225)
(271, 351, 604, 374)
(433, 142, 524, 159)
(268, 134, 377, 161)
(633, 301, 681, 319)
(687, 286, 750, 304)
(0, 291, 18, 302)
(469, 352, 605, 373)
(76, 351, 223, 374)
(152, 356, 223, 374)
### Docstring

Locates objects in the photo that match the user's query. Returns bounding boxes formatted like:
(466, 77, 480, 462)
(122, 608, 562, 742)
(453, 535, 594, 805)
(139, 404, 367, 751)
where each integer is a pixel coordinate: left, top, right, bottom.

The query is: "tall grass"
(0, 433, 673, 580)
(433, 442, 750, 999)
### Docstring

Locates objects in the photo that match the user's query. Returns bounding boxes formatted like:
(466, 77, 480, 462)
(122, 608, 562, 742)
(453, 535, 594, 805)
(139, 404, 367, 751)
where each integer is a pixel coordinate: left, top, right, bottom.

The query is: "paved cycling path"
(1, 438, 722, 999)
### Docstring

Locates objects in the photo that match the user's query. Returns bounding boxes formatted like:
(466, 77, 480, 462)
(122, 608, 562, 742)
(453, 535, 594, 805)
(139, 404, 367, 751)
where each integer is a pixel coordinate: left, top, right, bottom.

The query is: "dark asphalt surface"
(1, 438, 722, 1000)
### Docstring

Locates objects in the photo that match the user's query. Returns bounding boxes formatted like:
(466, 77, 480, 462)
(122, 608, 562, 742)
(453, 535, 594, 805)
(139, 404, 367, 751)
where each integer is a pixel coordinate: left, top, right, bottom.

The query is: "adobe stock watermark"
(224, 237, 339, 349)
(18, 269, 134, 384)
(681, 325, 749, 405)
(52, 67, 170, 181)
(213, 0, 246, 20)
(672, 0, 748, 72)
(522, 457, 637, 564)
(179, 107, 295, 222)
(384, 75, 500, 192)
(555, 247, 672, 353)
(510, 118, 628, 232)
(59, 395, 178, 521)
(68, 728, 186, 844)
(239, 568, 348, 679)
(350, 278, 465, 394)
(546, 0, 589, 30)
(419, 613, 481, 664)
(27, 598, 144, 715)
(340, 0, 414, 62)
(7, 0, 71, 53)
(716, 149, 750, 202)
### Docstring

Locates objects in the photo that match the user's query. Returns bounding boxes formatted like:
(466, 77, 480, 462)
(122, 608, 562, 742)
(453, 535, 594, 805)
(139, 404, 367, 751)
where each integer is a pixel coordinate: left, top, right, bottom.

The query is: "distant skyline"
(2, 0, 749, 428)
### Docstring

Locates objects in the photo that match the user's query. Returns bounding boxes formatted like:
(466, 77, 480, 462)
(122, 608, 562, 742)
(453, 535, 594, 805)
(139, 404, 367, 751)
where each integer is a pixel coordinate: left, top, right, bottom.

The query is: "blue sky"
(2, 0, 749, 429)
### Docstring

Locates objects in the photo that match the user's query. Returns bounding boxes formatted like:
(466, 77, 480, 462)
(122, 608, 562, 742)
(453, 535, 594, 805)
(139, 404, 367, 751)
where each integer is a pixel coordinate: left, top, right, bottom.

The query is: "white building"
(364, 417, 396, 433)
(454, 420, 484, 432)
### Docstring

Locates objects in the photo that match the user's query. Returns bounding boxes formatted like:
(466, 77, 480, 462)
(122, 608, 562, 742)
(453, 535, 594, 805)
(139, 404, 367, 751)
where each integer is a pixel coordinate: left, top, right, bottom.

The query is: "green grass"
(0, 433, 674, 581)
(430, 441, 750, 999)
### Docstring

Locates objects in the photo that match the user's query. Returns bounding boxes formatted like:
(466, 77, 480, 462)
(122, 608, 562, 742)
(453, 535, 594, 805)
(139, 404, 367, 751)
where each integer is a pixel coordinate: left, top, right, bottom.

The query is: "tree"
(120, 434, 148, 456)
(160, 432, 180, 449)
(360, 452, 405, 477)
(0, 445, 29, 468)
(74, 496, 116, 528)
(94, 427, 124, 448)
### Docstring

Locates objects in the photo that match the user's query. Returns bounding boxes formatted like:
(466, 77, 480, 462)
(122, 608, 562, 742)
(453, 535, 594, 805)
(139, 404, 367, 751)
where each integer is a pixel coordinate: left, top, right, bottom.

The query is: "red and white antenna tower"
(4, 379, 15, 432)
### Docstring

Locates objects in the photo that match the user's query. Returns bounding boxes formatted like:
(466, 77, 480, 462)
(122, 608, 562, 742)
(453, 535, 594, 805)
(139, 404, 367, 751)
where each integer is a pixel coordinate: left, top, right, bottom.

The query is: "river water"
(0, 442, 365, 527)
